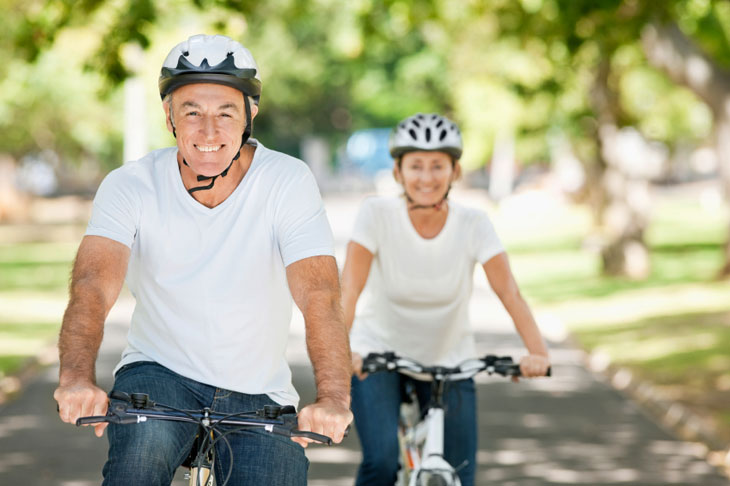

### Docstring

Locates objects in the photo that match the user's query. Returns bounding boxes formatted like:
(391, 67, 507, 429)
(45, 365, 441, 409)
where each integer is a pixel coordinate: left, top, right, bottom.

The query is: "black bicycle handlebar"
(362, 352, 551, 379)
(76, 393, 335, 445)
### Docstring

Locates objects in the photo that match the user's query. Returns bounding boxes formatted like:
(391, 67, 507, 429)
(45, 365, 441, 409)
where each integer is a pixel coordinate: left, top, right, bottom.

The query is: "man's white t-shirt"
(86, 141, 334, 407)
(349, 196, 504, 366)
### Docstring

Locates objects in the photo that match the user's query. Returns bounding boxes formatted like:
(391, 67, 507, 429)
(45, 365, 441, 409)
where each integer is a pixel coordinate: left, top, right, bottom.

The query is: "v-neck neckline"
(174, 142, 260, 214)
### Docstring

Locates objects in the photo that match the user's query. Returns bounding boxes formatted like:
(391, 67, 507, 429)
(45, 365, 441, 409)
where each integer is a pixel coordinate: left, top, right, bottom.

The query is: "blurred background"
(1, 0, 730, 479)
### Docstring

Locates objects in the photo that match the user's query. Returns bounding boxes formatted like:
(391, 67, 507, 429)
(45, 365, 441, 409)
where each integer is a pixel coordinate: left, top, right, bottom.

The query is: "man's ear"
(163, 100, 174, 134)
(249, 101, 259, 120)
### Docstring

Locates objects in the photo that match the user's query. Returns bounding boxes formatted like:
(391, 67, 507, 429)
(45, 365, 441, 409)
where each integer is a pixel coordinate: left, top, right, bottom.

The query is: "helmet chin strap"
(176, 96, 253, 195)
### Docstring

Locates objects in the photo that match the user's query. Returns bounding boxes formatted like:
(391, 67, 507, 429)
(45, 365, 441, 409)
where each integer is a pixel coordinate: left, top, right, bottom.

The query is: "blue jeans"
(102, 361, 308, 485)
(351, 372, 477, 486)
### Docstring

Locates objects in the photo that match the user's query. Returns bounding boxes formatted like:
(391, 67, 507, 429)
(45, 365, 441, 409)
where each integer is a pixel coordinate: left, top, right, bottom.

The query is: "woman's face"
(395, 151, 460, 206)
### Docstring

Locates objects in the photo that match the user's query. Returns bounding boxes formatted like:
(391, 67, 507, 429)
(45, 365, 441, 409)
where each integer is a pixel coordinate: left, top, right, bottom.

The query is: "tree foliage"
(3, 0, 730, 172)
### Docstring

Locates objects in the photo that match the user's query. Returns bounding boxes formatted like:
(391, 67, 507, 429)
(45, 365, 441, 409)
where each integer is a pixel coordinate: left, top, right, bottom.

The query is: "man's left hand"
(294, 398, 353, 448)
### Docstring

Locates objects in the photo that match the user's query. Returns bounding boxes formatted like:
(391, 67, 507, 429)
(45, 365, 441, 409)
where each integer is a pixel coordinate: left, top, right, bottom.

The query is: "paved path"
(1, 193, 728, 485)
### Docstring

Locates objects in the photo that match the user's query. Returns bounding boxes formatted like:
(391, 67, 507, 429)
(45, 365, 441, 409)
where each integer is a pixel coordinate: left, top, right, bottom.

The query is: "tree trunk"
(715, 118, 730, 276)
(591, 57, 651, 279)
(642, 21, 730, 277)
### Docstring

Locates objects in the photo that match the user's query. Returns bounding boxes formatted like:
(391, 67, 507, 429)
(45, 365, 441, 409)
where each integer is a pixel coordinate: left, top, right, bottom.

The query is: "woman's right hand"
(351, 352, 368, 380)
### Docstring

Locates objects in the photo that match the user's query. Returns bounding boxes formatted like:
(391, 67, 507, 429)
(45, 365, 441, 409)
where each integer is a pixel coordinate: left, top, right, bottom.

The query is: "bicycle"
(76, 390, 335, 486)
(361, 352, 551, 486)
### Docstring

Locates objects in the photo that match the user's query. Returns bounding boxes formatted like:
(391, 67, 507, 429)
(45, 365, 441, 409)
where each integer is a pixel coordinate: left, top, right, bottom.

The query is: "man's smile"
(195, 144, 223, 153)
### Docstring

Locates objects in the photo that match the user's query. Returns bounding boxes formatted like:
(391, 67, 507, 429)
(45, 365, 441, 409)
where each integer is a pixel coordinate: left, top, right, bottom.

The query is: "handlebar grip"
(292, 430, 333, 445)
(507, 365, 552, 377)
(284, 425, 350, 445)
(77, 414, 144, 426)
(76, 415, 109, 426)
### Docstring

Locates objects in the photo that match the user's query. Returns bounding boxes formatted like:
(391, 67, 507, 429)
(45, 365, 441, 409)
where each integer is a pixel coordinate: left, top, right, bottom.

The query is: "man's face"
(164, 83, 258, 177)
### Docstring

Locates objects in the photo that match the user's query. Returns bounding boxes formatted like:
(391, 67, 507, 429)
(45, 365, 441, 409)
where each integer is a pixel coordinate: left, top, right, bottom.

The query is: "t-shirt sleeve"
(275, 166, 335, 267)
(85, 168, 141, 248)
(472, 211, 504, 264)
(349, 198, 378, 254)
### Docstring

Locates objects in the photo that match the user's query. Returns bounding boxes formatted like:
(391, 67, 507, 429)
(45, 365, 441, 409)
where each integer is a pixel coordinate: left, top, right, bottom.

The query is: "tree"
(642, 18, 730, 276)
(10, 0, 730, 277)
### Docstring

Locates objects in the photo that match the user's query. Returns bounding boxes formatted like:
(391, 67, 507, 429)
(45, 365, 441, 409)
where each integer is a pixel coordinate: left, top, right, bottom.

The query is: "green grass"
(0, 242, 76, 292)
(0, 242, 74, 376)
(0, 356, 32, 376)
(502, 193, 730, 443)
(0, 321, 60, 377)
(570, 310, 730, 442)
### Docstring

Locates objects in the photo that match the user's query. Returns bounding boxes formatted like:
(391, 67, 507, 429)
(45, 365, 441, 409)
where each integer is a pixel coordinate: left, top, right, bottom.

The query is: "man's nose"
(202, 116, 217, 138)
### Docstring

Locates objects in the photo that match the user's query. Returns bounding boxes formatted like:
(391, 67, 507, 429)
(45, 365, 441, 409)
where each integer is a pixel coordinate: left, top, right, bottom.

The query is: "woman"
(341, 113, 550, 486)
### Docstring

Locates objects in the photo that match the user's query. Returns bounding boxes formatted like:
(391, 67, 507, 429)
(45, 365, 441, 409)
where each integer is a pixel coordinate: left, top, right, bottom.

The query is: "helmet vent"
(388, 113, 462, 159)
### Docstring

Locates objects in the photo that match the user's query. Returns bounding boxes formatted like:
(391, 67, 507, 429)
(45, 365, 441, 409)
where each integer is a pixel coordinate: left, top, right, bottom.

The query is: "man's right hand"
(53, 382, 109, 437)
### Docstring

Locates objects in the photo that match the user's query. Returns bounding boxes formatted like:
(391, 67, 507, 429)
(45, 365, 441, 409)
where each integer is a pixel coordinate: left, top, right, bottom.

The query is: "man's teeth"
(196, 145, 221, 152)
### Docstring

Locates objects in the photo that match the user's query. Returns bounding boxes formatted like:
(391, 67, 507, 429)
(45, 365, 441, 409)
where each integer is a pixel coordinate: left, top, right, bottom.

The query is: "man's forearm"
(304, 290, 352, 407)
(58, 283, 109, 385)
(287, 255, 352, 407)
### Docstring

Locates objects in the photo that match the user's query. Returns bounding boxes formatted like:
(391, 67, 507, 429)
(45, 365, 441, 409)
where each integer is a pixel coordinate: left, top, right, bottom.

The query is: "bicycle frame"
(362, 352, 546, 486)
(183, 425, 216, 486)
(398, 377, 461, 486)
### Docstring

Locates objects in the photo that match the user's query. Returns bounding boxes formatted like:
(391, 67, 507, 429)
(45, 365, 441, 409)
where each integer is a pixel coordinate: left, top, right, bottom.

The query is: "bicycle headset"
(159, 34, 262, 194)
(388, 113, 464, 209)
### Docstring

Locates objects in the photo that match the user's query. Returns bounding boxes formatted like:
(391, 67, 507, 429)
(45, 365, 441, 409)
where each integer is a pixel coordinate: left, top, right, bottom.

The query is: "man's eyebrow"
(179, 101, 240, 111)
(218, 102, 240, 111)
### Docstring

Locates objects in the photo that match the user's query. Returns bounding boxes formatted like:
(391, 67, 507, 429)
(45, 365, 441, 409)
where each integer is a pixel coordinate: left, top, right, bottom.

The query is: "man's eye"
(186, 111, 199, 116)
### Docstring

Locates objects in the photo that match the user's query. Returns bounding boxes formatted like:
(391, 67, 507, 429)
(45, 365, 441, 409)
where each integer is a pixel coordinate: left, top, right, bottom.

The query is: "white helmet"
(159, 34, 261, 102)
(389, 113, 463, 159)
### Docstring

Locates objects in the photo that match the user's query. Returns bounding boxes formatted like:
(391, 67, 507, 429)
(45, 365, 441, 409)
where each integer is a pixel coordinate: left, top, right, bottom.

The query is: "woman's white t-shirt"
(349, 196, 504, 366)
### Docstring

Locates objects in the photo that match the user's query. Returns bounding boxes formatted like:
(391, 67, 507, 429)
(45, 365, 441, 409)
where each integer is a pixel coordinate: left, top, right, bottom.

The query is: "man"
(53, 34, 353, 485)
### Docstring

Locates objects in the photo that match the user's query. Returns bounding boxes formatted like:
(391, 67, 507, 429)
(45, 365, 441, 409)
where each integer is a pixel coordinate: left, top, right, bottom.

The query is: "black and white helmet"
(389, 113, 463, 159)
(159, 34, 262, 102)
